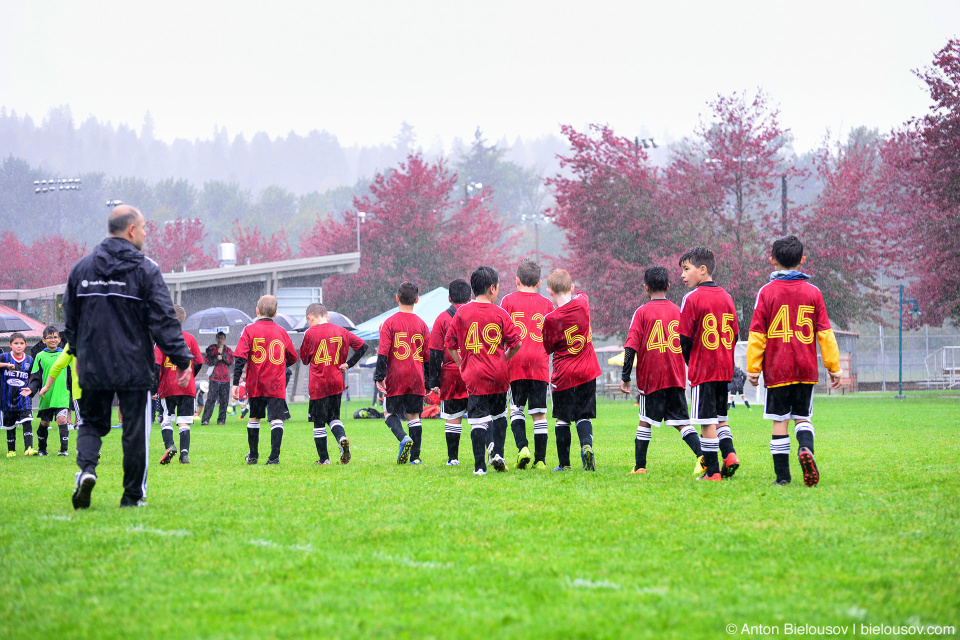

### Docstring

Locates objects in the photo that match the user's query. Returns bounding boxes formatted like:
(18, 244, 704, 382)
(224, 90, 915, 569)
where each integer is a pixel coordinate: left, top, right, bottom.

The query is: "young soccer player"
(299, 303, 367, 465)
(1, 333, 35, 456)
(445, 267, 522, 475)
(41, 343, 81, 443)
(232, 295, 299, 465)
(21, 326, 70, 456)
(500, 258, 554, 469)
(427, 278, 471, 466)
(728, 366, 750, 409)
(155, 305, 204, 465)
(374, 282, 430, 465)
(678, 247, 740, 481)
(620, 266, 703, 474)
(542, 270, 602, 471)
(746, 235, 841, 486)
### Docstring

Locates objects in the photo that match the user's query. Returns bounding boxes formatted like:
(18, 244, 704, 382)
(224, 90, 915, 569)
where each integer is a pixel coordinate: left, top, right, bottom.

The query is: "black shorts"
(160, 395, 196, 423)
(763, 384, 814, 421)
(441, 397, 468, 420)
(638, 387, 689, 427)
(248, 397, 291, 422)
(37, 407, 69, 423)
(309, 394, 343, 425)
(510, 380, 549, 415)
(467, 392, 508, 425)
(551, 379, 597, 423)
(690, 381, 729, 425)
(385, 394, 423, 417)
(1, 410, 32, 428)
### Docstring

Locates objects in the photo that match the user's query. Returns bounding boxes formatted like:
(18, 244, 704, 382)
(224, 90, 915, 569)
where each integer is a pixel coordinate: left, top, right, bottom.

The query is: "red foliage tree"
(0, 233, 85, 289)
(301, 152, 509, 320)
(232, 220, 291, 265)
(144, 218, 216, 273)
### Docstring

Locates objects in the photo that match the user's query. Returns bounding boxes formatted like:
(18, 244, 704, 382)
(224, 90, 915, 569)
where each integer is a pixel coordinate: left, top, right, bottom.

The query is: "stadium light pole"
(34, 177, 82, 235)
(356, 211, 366, 254)
(105, 199, 123, 208)
(896, 284, 920, 399)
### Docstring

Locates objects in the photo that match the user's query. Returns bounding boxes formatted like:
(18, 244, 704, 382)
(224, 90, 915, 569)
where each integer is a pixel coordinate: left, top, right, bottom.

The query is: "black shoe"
(38, 450, 49, 457)
(72, 472, 96, 510)
(200, 421, 209, 426)
(265, 458, 280, 465)
(216, 422, 226, 426)
(773, 478, 791, 486)
(245, 454, 258, 465)
(179, 452, 190, 464)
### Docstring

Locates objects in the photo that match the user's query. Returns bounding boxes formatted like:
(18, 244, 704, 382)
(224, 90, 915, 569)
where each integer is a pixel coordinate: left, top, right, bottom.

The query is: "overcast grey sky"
(1, 0, 956, 152)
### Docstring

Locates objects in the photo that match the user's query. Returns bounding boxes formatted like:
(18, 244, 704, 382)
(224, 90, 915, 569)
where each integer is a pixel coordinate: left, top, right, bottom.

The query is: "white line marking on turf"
(248, 539, 315, 553)
(129, 525, 190, 537)
(41, 515, 73, 521)
(565, 577, 621, 590)
(374, 552, 452, 569)
(636, 586, 668, 596)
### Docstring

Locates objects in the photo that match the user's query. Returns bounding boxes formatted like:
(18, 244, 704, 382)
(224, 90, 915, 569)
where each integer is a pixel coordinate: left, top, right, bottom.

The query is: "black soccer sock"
(37, 423, 48, 453)
(179, 427, 190, 454)
(269, 422, 284, 460)
(795, 421, 815, 455)
(717, 425, 735, 458)
(22, 422, 33, 450)
(533, 419, 548, 463)
(771, 435, 791, 482)
(330, 420, 346, 443)
(679, 425, 702, 457)
(575, 419, 593, 449)
(511, 418, 528, 450)
(161, 425, 175, 449)
(408, 420, 422, 461)
(7, 427, 15, 452)
(701, 437, 720, 476)
(247, 421, 260, 458)
(744, 400, 751, 408)
(444, 422, 461, 461)
(470, 426, 487, 472)
(492, 416, 508, 458)
(313, 424, 328, 459)
(58, 424, 69, 452)
(555, 422, 571, 468)
(385, 414, 407, 442)
(635, 425, 652, 470)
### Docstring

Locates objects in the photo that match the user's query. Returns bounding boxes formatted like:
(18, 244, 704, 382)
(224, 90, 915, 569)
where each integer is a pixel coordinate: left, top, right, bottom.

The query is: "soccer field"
(1, 394, 958, 640)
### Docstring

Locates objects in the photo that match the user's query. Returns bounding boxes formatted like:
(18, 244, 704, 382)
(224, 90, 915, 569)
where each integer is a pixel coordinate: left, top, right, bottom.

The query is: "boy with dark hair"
(500, 258, 554, 469)
(445, 266, 522, 475)
(201, 331, 234, 425)
(233, 295, 299, 465)
(1, 333, 34, 456)
(621, 266, 702, 474)
(542, 270, 602, 471)
(21, 326, 71, 456)
(155, 305, 204, 464)
(427, 279, 472, 466)
(747, 235, 841, 486)
(374, 282, 430, 465)
(300, 302, 367, 465)
(678, 246, 740, 481)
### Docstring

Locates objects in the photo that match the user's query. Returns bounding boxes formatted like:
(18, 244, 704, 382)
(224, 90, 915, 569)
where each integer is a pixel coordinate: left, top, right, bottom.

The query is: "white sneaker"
(473, 469, 487, 476)
(491, 454, 507, 472)
(446, 459, 460, 466)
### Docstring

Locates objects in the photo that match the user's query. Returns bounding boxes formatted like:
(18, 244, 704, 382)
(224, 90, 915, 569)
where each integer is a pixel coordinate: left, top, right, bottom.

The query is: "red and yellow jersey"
(430, 308, 467, 401)
(154, 331, 203, 398)
(746, 279, 840, 387)
(500, 291, 553, 383)
(542, 293, 602, 392)
(679, 283, 738, 387)
(445, 301, 522, 396)
(299, 323, 365, 400)
(234, 319, 298, 399)
(624, 299, 686, 395)
(377, 311, 429, 397)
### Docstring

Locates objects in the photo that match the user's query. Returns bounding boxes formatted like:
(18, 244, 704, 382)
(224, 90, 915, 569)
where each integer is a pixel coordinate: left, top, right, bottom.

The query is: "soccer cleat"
(179, 453, 190, 464)
(693, 455, 706, 476)
(581, 444, 595, 471)
(473, 469, 487, 476)
(244, 454, 258, 465)
(265, 458, 280, 465)
(6, 451, 15, 458)
(316, 459, 331, 465)
(773, 478, 791, 486)
(72, 472, 96, 509)
(409, 459, 422, 465)
(200, 421, 209, 426)
(397, 436, 413, 464)
(446, 459, 460, 466)
(38, 451, 49, 457)
(490, 454, 507, 472)
(629, 468, 646, 475)
(697, 472, 722, 481)
(516, 446, 532, 470)
(533, 461, 546, 469)
(24, 447, 37, 456)
(338, 437, 351, 465)
(57, 451, 68, 456)
(120, 499, 147, 508)
(552, 465, 571, 472)
(720, 452, 740, 478)
(159, 446, 177, 465)
(798, 447, 819, 487)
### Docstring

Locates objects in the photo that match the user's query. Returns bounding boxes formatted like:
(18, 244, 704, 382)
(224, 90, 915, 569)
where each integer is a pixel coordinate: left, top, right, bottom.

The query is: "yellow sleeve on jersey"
(817, 329, 841, 374)
(746, 331, 767, 374)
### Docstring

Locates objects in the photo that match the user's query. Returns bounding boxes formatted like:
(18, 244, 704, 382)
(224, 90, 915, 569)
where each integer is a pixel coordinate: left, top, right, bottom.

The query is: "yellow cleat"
(693, 455, 706, 476)
(24, 447, 37, 456)
(6, 451, 16, 458)
(532, 461, 546, 469)
(629, 468, 646, 475)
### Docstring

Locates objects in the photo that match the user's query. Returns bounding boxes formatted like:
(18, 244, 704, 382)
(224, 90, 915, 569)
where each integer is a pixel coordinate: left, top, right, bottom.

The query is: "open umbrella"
(0, 314, 34, 333)
(274, 314, 299, 331)
(182, 307, 253, 334)
(294, 311, 356, 332)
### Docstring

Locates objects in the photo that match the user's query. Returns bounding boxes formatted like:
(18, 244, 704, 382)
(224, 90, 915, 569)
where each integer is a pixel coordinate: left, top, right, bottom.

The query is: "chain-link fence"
(856, 326, 960, 387)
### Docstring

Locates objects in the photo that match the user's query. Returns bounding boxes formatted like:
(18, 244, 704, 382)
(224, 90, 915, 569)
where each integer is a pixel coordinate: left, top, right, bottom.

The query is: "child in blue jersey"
(1, 333, 35, 456)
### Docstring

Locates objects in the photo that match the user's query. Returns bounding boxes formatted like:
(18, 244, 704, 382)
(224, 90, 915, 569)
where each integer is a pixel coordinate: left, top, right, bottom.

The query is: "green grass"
(1, 394, 958, 640)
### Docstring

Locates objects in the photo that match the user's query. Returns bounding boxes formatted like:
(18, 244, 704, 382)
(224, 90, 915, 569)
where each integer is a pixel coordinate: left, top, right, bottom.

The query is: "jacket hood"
(93, 237, 145, 278)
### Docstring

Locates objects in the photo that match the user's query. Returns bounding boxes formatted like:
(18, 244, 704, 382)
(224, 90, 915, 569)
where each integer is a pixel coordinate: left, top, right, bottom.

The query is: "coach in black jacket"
(63, 205, 193, 509)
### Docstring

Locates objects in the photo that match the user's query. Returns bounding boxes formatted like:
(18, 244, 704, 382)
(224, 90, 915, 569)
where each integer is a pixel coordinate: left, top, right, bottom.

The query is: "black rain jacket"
(63, 237, 193, 391)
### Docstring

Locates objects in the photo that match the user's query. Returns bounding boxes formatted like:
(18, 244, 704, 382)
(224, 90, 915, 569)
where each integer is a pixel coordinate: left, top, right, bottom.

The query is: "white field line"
(40, 515, 73, 521)
(129, 524, 191, 537)
(373, 551, 452, 570)
(248, 539, 315, 553)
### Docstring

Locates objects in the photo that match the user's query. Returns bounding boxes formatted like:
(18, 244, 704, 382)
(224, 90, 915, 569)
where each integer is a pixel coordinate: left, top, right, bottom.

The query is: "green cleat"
(516, 446, 532, 470)
(581, 444, 595, 471)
